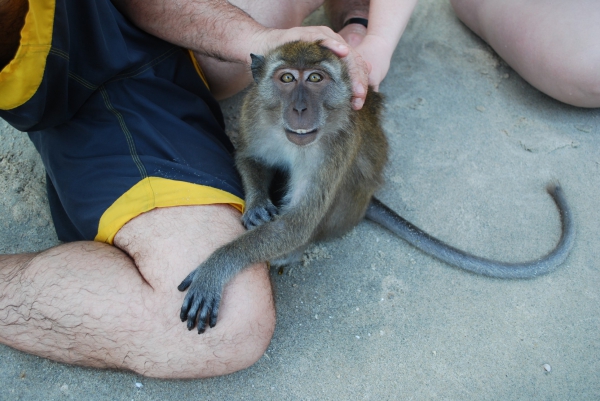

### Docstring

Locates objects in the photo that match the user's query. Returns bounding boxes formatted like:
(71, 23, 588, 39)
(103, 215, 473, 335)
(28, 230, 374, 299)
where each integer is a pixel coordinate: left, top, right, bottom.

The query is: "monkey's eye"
(280, 73, 295, 83)
(307, 73, 323, 82)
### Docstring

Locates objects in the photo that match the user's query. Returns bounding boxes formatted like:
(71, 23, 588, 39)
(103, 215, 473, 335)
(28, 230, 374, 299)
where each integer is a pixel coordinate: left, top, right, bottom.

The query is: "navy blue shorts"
(0, 0, 244, 243)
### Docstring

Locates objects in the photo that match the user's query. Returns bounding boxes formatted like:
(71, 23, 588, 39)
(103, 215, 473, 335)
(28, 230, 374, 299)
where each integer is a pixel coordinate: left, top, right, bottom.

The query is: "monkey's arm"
(236, 157, 278, 230)
(178, 164, 347, 333)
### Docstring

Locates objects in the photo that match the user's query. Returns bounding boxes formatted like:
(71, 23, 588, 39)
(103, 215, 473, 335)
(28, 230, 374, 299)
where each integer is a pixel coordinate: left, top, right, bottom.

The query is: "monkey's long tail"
(365, 184, 574, 279)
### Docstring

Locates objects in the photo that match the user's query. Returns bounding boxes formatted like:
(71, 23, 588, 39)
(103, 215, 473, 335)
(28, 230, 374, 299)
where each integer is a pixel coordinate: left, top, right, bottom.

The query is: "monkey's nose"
(294, 106, 307, 115)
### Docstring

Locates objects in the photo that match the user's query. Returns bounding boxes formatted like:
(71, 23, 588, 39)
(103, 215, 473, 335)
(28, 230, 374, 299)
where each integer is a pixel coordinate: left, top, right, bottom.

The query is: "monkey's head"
(249, 41, 353, 146)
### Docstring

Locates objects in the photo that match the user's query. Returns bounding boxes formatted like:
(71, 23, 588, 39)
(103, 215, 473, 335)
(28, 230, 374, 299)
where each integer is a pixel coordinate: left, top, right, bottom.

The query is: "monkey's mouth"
(285, 128, 318, 146)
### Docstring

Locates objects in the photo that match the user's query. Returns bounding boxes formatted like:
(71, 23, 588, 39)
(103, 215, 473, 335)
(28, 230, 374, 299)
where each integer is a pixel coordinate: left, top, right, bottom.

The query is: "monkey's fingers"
(265, 202, 278, 215)
(185, 294, 204, 331)
(242, 203, 278, 229)
(196, 302, 210, 334)
(180, 296, 190, 322)
(177, 272, 194, 292)
(209, 297, 221, 329)
(197, 299, 219, 334)
(242, 211, 263, 229)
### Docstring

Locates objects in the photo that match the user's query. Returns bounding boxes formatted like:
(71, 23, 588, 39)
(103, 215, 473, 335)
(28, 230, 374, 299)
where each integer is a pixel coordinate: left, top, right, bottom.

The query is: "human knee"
(133, 310, 275, 379)
(113, 206, 276, 378)
(449, 0, 600, 108)
(212, 286, 276, 375)
(212, 262, 277, 373)
(127, 262, 275, 379)
(524, 45, 600, 108)
(553, 55, 600, 108)
(220, 263, 275, 360)
(449, 0, 486, 37)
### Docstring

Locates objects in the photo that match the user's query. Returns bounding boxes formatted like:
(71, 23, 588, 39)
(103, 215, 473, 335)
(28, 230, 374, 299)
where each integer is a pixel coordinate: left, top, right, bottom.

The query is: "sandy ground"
(1, 0, 599, 399)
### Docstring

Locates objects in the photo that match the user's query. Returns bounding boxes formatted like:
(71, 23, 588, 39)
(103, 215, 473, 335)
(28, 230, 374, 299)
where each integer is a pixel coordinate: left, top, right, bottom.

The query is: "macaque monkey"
(178, 41, 574, 333)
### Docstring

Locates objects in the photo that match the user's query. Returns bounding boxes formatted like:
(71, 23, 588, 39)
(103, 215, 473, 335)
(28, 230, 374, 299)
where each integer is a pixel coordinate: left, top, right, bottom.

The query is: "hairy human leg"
(450, 0, 600, 108)
(196, 0, 324, 100)
(0, 204, 275, 378)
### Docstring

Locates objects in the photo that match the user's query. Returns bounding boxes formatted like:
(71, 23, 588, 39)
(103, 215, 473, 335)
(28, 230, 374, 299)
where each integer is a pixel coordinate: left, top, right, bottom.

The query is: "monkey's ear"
(250, 54, 265, 83)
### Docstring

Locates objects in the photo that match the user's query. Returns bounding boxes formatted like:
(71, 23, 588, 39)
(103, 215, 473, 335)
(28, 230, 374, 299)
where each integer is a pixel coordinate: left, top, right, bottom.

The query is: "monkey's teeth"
(289, 128, 316, 135)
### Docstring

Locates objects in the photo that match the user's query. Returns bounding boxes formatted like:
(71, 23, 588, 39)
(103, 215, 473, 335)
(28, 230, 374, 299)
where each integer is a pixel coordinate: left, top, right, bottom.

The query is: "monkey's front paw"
(242, 201, 278, 229)
(178, 269, 222, 334)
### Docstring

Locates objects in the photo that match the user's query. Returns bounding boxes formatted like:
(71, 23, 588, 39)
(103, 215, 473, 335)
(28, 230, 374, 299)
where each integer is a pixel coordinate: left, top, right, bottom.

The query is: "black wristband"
(343, 17, 368, 29)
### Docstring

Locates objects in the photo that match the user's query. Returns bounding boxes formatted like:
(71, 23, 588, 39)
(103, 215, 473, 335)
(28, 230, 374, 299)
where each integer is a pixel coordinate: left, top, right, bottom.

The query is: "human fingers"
(319, 38, 370, 109)
(255, 26, 347, 56)
(353, 35, 393, 91)
(342, 48, 370, 110)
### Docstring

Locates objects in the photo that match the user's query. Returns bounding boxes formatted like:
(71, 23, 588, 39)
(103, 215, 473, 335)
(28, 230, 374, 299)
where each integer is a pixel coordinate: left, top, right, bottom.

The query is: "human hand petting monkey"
(353, 35, 393, 92)
(250, 26, 371, 110)
(113, 0, 372, 109)
(338, 23, 392, 92)
(333, 0, 419, 92)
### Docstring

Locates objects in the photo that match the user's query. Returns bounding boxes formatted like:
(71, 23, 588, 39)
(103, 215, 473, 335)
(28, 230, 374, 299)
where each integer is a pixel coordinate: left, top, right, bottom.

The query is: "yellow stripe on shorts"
(95, 177, 245, 244)
(0, 0, 55, 110)
(187, 50, 210, 89)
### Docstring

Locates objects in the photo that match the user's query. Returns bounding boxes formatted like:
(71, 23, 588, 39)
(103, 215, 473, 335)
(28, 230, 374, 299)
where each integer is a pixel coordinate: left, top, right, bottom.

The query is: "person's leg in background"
(450, 0, 600, 108)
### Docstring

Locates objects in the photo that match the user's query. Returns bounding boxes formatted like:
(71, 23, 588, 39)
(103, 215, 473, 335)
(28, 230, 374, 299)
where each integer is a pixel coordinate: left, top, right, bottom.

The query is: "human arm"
(111, 0, 370, 109)
(340, 0, 418, 91)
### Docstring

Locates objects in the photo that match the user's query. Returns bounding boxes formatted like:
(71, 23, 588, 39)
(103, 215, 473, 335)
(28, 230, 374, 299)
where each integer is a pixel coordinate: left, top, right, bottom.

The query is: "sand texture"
(1, 1, 599, 399)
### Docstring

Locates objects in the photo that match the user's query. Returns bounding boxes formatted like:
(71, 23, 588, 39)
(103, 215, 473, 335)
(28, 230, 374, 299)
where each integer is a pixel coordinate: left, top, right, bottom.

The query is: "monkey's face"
(250, 41, 353, 147)
(273, 67, 333, 146)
